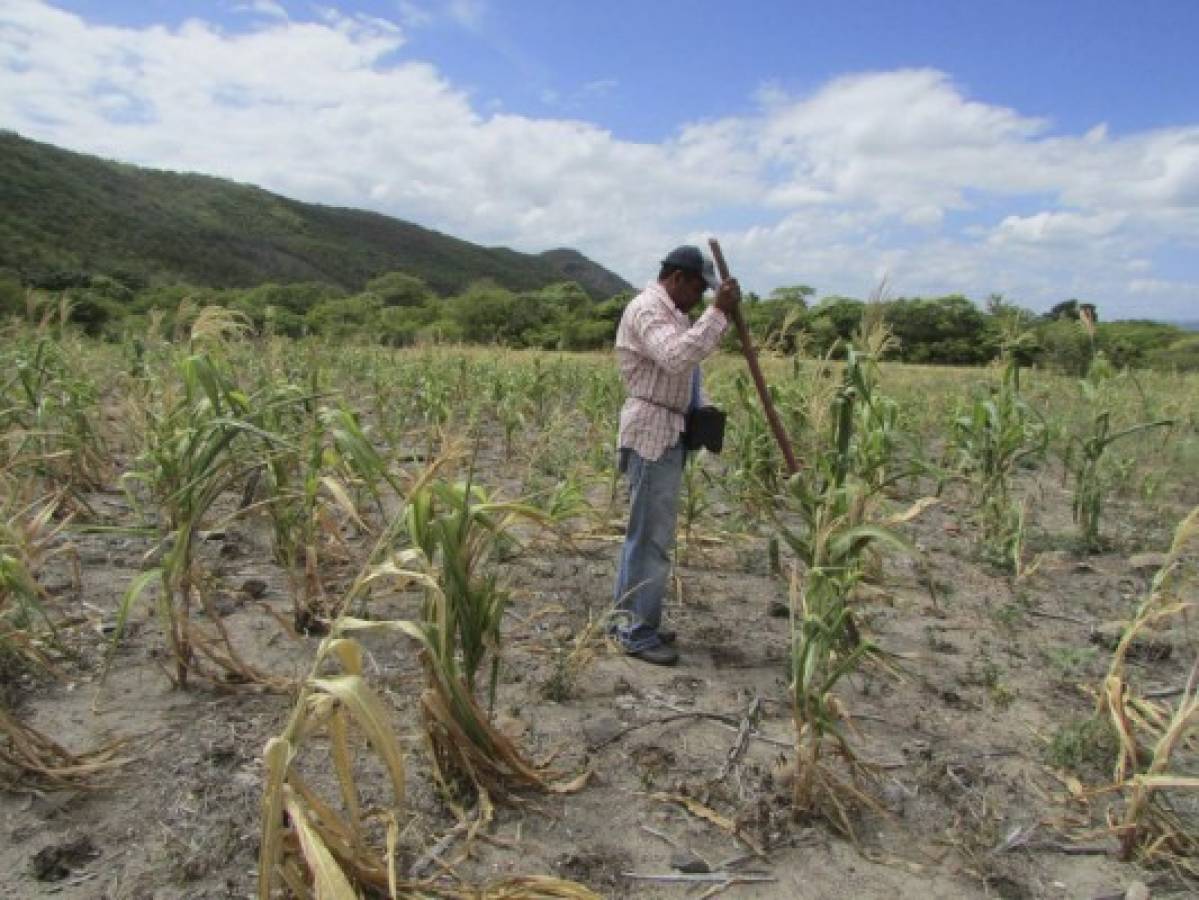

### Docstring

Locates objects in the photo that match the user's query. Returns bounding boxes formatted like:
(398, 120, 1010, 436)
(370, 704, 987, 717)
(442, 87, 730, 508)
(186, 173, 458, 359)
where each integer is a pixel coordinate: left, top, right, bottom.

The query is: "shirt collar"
(646, 281, 687, 322)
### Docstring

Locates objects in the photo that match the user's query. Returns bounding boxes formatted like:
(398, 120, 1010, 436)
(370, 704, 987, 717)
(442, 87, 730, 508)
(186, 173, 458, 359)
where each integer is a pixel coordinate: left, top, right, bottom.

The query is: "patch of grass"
(1045, 716, 1118, 778)
(1042, 644, 1099, 680)
(990, 602, 1024, 633)
(988, 682, 1016, 710)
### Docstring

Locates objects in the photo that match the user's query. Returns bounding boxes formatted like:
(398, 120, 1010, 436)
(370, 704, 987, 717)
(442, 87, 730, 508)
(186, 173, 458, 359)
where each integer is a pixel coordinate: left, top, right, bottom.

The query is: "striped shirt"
(615, 281, 729, 460)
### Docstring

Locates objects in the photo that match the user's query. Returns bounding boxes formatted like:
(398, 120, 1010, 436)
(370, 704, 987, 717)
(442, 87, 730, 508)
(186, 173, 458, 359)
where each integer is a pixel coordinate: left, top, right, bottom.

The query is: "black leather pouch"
(684, 405, 726, 455)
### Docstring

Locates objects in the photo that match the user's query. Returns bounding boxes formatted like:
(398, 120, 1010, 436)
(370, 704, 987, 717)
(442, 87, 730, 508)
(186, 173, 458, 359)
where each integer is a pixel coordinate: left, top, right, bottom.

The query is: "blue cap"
(661, 245, 719, 290)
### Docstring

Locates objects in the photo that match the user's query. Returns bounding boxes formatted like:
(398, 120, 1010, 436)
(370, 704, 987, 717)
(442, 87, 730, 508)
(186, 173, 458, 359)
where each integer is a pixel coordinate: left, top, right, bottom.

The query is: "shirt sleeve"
(630, 303, 729, 376)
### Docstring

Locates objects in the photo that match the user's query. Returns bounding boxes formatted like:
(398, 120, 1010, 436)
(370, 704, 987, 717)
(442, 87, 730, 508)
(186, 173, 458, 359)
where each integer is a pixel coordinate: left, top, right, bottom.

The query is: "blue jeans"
(612, 440, 685, 651)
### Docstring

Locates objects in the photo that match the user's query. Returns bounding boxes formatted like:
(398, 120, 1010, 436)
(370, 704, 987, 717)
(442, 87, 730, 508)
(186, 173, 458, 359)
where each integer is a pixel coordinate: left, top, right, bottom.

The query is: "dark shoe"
(628, 643, 679, 666)
(657, 628, 677, 645)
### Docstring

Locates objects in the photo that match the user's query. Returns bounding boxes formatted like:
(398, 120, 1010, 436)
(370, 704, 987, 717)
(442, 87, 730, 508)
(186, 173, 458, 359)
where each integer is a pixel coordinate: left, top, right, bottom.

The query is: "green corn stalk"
(728, 374, 781, 517)
(497, 392, 528, 459)
(947, 353, 1047, 568)
(405, 477, 549, 709)
(1069, 411, 1173, 551)
(776, 341, 927, 828)
(1, 336, 109, 498)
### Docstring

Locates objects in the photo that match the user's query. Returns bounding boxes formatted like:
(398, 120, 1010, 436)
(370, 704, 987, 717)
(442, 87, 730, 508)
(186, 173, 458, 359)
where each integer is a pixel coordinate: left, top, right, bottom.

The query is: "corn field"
(2, 307, 1199, 897)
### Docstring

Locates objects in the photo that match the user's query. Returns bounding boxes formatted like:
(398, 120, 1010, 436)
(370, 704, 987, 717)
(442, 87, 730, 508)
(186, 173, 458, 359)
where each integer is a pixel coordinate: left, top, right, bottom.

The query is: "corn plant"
(497, 390, 529, 460)
(0, 488, 73, 675)
(947, 350, 1047, 570)
(1, 479, 128, 790)
(404, 479, 544, 705)
(727, 373, 783, 518)
(529, 473, 594, 533)
(0, 334, 109, 499)
(776, 346, 927, 832)
(118, 314, 294, 688)
(1067, 404, 1172, 551)
(258, 617, 412, 897)
(416, 365, 454, 452)
(1092, 506, 1199, 871)
(401, 476, 588, 800)
(0, 703, 129, 791)
(259, 600, 599, 898)
(258, 387, 408, 632)
(680, 454, 713, 563)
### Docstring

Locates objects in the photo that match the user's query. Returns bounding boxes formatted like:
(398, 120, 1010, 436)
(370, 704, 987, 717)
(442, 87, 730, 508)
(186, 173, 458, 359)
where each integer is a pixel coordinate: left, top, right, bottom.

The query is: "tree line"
(1, 269, 1195, 372)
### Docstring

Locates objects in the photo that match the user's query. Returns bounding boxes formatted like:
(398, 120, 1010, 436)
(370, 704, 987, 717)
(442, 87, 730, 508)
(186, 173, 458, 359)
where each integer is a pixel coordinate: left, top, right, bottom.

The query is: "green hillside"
(0, 131, 630, 299)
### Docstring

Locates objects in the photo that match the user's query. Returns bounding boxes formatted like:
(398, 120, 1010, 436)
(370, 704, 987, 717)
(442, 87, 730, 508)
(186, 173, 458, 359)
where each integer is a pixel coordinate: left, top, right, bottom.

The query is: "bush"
(885, 295, 995, 364)
(1096, 320, 1186, 368)
(1035, 319, 1093, 374)
(1145, 335, 1199, 372)
(365, 271, 433, 308)
(0, 272, 23, 318)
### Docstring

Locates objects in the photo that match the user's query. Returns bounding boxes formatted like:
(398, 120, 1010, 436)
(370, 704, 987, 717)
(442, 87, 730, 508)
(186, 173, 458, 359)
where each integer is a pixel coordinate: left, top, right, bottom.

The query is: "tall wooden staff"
(708, 238, 800, 476)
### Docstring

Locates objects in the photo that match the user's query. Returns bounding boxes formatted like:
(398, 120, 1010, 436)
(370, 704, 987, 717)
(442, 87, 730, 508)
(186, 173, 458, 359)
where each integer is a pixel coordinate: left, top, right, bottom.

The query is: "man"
(611, 245, 741, 665)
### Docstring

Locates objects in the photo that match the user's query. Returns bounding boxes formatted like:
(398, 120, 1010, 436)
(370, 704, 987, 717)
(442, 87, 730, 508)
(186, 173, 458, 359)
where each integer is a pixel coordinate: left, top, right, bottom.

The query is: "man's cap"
(661, 245, 720, 290)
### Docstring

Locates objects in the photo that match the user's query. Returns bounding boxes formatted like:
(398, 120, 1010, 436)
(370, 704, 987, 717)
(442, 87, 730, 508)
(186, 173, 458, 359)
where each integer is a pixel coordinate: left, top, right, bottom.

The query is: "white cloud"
(233, 1, 289, 20)
(444, 0, 485, 30)
(988, 211, 1127, 246)
(1, 1, 1197, 319)
(393, 1, 434, 29)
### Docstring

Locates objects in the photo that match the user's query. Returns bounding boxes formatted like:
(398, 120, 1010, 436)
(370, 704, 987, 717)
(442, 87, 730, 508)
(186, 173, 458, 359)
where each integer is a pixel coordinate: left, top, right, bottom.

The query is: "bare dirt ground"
(3, 444, 1196, 899)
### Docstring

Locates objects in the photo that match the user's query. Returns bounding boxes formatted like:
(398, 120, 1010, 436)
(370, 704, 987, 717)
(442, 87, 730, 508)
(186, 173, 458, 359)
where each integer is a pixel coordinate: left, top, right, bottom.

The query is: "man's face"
(673, 271, 708, 313)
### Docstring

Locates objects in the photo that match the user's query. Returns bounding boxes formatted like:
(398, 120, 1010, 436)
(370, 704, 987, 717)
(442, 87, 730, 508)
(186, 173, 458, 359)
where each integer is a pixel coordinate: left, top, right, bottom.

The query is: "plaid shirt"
(615, 281, 729, 460)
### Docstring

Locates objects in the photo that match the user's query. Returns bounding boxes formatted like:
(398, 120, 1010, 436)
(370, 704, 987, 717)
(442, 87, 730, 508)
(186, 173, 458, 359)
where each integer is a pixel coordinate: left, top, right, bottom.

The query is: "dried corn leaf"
(310, 674, 406, 799)
(885, 496, 939, 525)
(649, 792, 765, 856)
(258, 737, 291, 900)
(283, 788, 358, 899)
(1130, 774, 1199, 791)
(328, 709, 362, 841)
(328, 638, 364, 676)
(320, 475, 369, 533)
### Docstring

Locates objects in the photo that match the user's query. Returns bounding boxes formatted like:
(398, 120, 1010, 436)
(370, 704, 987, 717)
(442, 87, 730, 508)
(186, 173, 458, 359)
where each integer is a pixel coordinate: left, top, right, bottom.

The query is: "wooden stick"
(708, 238, 799, 475)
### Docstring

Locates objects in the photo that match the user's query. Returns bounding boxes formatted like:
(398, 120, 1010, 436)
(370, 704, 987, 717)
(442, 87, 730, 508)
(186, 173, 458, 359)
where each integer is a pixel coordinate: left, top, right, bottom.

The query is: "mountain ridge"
(0, 130, 631, 300)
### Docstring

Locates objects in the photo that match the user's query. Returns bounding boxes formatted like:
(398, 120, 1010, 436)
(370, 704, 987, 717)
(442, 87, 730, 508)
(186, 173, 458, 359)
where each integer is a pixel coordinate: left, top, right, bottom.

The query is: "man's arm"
(631, 303, 729, 375)
(631, 279, 740, 375)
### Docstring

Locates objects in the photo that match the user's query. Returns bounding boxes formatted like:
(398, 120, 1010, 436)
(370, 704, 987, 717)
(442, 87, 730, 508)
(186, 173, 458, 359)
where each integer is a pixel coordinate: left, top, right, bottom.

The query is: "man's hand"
(714, 277, 741, 316)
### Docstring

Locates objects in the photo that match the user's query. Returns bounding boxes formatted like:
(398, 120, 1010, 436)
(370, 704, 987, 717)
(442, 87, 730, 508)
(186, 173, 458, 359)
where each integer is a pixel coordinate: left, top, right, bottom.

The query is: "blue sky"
(2, 0, 1198, 319)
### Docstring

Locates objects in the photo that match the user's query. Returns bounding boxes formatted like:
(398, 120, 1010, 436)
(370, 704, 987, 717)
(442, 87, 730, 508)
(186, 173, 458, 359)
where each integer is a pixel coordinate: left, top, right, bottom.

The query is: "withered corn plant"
(401, 477, 589, 802)
(1, 475, 128, 790)
(1092, 506, 1199, 872)
(258, 617, 413, 897)
(258, 377, 407, 633)
(0, 483, 73, 674)
(259, 555, 598, 899)
(117, 309, 295, 689)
